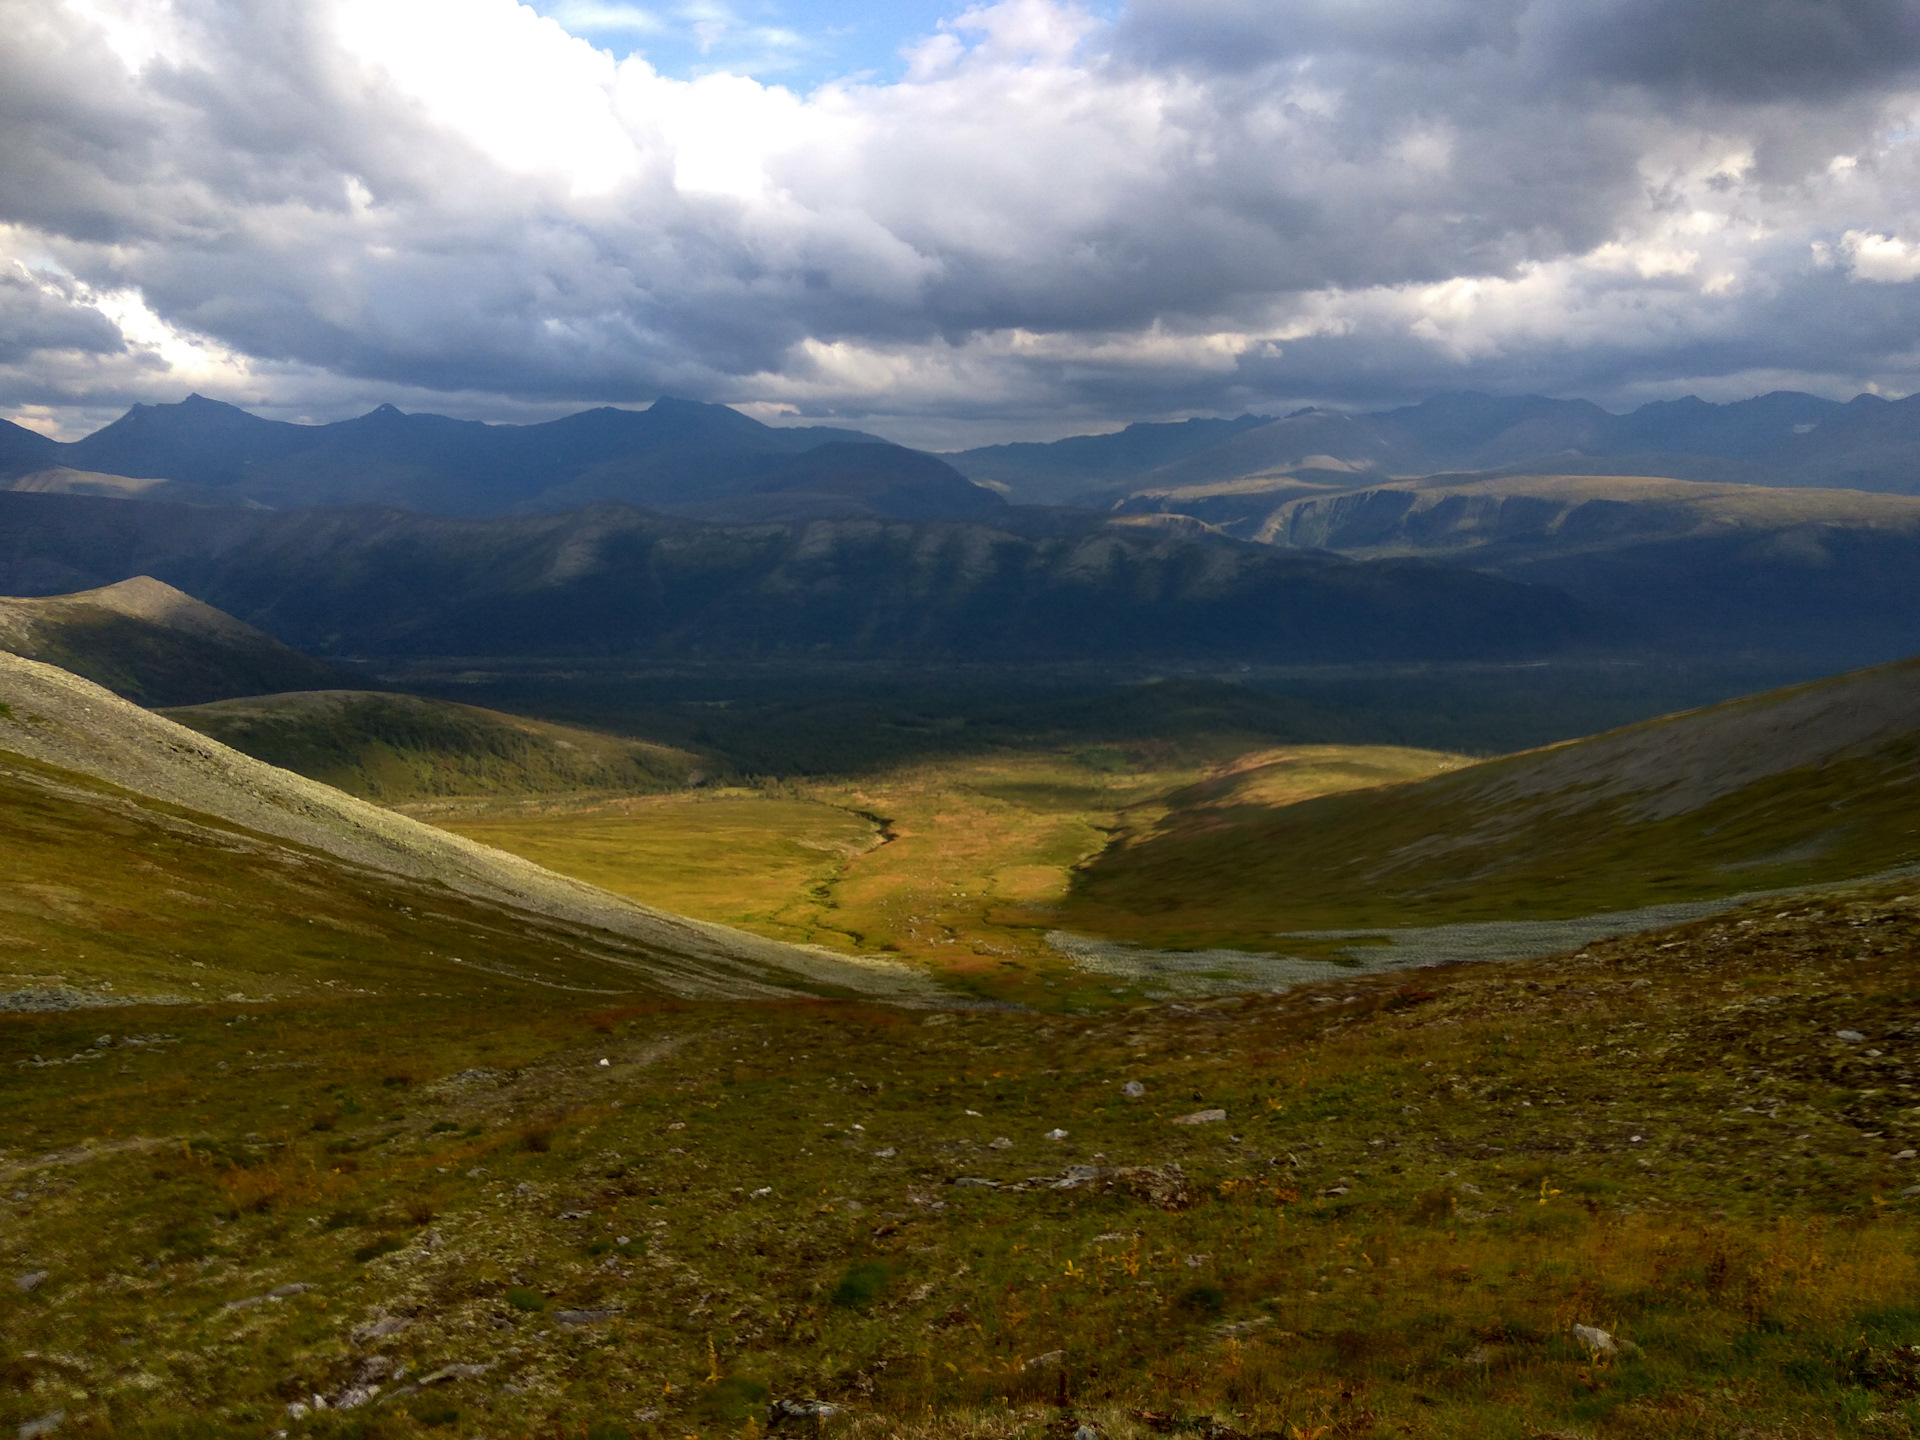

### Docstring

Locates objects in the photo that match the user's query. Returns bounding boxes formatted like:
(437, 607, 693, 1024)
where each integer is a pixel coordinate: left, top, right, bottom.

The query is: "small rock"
(1214, 1316, 1273, 1338)
(1044, 1129, 1068, 1141)
(350, 1316, 409, 1343)
(1898, 1150, 1918, 1160)
(1461, 1344, 1496, 1367)
(1183, 1253, 1210, 1268)
(285, 1402, 311, 1420)
(1171, 1109, 1227, 1126)
(416, 1363, 492, 1386)
(1899, 1184, 1920, 1199)
(14, 1271, 48, 1293)
(17, 1412, 65, 1440)
(597, 1058, 610, 1067)
(223, 1294, 266, 1311)
(1838, 1030, 1867, 1043)
(269, 1283, 313, 1298)
(1121, 1080, 1145, 1098)
(1022, 1349, 1066, 1371)
(1572, 1323, 1618, 1356)
(749, 1187, 772, 1198)
(331, 1385, 378, 1411)
(769, 1398, 841, 1424)
(556, 1307, 620, 1326)
(953, 1177, 998, 1189)
(872, 1147, 897, 1159)
(988, 1136, 1013, 1150)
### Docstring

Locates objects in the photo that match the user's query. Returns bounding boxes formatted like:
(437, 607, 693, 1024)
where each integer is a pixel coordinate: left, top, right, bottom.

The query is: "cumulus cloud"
(2, 0, 1920, 443)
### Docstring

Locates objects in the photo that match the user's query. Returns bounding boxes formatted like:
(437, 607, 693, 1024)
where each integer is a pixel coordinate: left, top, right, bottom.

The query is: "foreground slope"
(162, 690, 705, 807)
(0, 576, 350, 705)
(0, 652, 939, 1003)
(5, 873, 1920, 1439)
(1066, 656, 1920, 949)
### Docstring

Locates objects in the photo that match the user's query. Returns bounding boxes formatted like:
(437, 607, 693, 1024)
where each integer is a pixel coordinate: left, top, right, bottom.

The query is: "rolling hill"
(1063, 655, 1920, 950)
(0, 575, 352, 705)
(0, 651, 940, 1004)
(0, 492, 1594, 663)
(162, 690, 705, 806)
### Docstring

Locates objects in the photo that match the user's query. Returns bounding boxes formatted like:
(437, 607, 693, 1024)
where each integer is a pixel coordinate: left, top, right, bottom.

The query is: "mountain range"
(950, 390, 1920, 503)
(7, 388, 1920, 669)
(0, 394, 1001, 522)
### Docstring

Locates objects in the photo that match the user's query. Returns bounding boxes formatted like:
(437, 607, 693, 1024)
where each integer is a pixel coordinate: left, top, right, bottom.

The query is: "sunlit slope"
(0, 575, 347, 705)
(163, 689, 703, 807)
(0, 653, 940, 1003)
(1064, 657, 1920, 948)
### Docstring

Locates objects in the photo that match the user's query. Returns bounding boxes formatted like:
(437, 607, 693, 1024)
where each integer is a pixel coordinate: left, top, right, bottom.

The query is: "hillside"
(1117, 473, 1920, 664)
(1129, 472, 1920, 556)
(0, 492, 1593, 663)
(0, 576, 352, 705)
(0, 651, 939, 1003)
(162, 690, 705, 806)
(1064, 656, 1920, 949)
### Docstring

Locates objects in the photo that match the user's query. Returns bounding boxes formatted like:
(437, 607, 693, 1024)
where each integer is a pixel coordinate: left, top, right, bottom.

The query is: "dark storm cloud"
(1539, 0, 1920, 101)
(1, 0, 1919, 443)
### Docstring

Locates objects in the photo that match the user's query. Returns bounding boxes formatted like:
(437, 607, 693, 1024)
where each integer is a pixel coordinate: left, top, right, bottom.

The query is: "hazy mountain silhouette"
(951, 390, 1920, 500)
(1, 394, 1007, 521)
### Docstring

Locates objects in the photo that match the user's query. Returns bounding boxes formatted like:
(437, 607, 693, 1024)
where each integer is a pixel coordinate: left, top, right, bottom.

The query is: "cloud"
(1841, 228, 1920, 281)
(3, 0, 1920, 446)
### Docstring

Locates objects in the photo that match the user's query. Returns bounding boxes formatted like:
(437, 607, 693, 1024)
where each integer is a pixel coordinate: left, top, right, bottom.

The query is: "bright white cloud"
(5, 0, 1920, 444)
(1842, 228, 1920, 281)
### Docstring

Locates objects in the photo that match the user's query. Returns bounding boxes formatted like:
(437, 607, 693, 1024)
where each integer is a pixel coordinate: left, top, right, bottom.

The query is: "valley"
(6, 393, 1920, 1439)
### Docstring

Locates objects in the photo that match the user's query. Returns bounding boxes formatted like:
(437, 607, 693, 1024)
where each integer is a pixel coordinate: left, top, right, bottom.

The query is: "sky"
(3, 0, 1920, 448)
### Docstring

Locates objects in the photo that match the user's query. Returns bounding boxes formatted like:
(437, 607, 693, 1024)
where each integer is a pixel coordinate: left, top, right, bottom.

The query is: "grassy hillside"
(1065, 657, 1920, 950)
(0, 576, 349, 706)
(163, 690, 703, 806)
(0, 651, 939, 1003)
(7, 853, 1920, 1437)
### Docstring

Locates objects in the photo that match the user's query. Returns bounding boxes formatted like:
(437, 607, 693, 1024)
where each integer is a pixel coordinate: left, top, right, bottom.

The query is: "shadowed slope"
(0, 576, 350, 705)
(162, 690, 705, 806)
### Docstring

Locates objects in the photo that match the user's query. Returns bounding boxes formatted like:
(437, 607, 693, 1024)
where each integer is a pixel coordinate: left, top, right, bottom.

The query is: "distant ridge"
(1, 393, 1002, 520)
(0, 491, 1596, 664)
(951, 389, 1920, 502)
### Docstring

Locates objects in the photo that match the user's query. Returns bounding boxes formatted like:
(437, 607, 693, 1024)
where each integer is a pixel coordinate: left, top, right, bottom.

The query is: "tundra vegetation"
(6, 658, 1920, 1438)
